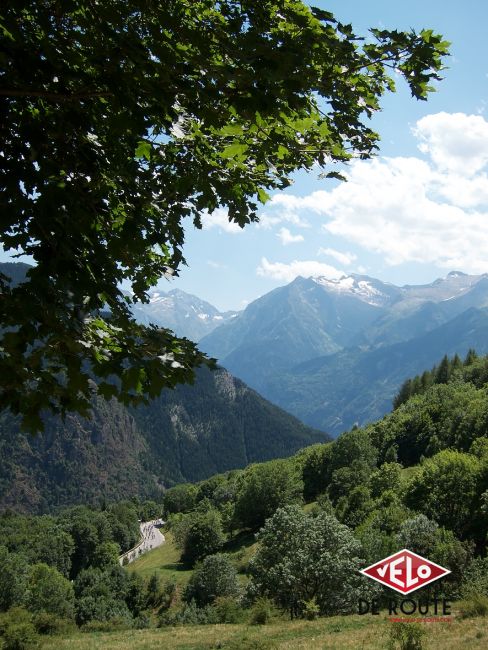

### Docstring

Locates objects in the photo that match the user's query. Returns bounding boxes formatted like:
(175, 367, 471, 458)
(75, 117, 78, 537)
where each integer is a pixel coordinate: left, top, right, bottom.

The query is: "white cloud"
(413, 112, 488, 176)
(257, 257, 343, 283)
(256, 208, 310, 230)
(433, 170, 488, 209)
(277, 227, 304, 245)
(259, 113, 488, 275)
(318, 247, 357, 266)
(201, 208, 243, 234)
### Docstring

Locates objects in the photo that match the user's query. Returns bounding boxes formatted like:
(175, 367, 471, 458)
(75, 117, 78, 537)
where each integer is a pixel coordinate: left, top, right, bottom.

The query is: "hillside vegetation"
(0, 365, 326, 513)
(0, 352, 487, 648)
(37, 614, 488, 650)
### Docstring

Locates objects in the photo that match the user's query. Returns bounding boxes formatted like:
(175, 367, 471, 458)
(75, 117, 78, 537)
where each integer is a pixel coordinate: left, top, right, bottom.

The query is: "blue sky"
(3, 1, 488, 311)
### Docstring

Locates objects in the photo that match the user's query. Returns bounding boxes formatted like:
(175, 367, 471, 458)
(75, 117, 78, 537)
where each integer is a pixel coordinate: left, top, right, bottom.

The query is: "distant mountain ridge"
(199, 270, 488, 435)
(130, 288, 239, 341)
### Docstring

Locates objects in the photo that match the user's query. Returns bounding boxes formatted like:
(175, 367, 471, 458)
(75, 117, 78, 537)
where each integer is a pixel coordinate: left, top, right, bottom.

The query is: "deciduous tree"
(0, 1, 448, 429)
(249, 504, 366, 617)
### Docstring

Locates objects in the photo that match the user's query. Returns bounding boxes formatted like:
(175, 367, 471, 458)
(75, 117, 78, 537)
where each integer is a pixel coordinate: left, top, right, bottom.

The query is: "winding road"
(119, 518, 166, 565)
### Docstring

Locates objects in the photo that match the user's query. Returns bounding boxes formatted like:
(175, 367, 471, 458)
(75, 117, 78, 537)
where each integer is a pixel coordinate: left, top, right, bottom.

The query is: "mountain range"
(199, 271, 488, 435)
(3, 259, 488, 512)
(130, 288, 238, 341)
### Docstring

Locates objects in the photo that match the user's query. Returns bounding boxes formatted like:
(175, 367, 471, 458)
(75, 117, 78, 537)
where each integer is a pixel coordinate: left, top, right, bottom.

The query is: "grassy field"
(119, 517, 487, 650)
(127, 528, 258, 586)
(40, 612, 488, 649)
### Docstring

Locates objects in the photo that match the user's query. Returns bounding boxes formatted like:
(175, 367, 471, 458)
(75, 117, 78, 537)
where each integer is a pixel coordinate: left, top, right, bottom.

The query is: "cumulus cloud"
(257, 257, 343, 283)
(318, 247, 357, 265)
(277, 228, 304, 245)
(259, 113, 488, 275)
(257, 208, 310, 230)
(201, 208, 243, 234)
(413, 112, 488, 176)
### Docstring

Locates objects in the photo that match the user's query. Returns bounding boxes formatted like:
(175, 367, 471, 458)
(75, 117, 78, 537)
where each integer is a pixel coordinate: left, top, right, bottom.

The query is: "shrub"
(133, 612, 151, 629)
(158, 579, 179, 612)
(387, 622, 425, 650)
(461, 557, 488, 598)
(81, 616, 134, 633)
(75, 595, 132, 626)
(184, 554, 240, 607)
(459, 594, 488, 618)
(302, 598, 320, 620)
(1, 623, 38, 650)
(158, 600, 217, 626)
(249, 597, 274, 625)
(222, 639, 275, 650)
(0, 608, 38, 650)
(32, 612, 74, 636)
(213, 596, 244, 624)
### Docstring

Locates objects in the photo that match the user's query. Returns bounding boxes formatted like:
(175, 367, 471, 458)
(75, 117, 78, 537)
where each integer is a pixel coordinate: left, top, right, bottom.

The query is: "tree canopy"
(0, 1, 449, 429)
(248, 504, 365, 617)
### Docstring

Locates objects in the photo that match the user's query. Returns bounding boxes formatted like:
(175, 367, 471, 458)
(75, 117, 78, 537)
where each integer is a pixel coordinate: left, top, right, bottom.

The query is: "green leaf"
(135, 140, 152, 161)
(220, 143, 248, 159)
(257, 188, 270, 204)
(325, 171, 346, 181)
(218, 124, 244, 136)
(0, 0, 449, 430)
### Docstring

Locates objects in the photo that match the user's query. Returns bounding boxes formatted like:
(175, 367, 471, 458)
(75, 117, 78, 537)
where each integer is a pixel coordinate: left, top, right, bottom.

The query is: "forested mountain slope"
(265, 307, 488, 435)
(0, 367, 327, 513)
(153, 351, 488, 624)
(1, 353, 487, 642)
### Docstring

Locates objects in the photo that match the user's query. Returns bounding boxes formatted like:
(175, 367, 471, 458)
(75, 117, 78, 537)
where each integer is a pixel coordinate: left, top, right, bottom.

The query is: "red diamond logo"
(360, 549, 451, 595)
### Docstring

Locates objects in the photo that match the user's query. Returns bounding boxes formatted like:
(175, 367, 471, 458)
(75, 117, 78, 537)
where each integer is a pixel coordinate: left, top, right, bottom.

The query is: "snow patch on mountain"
(313, 275, 388, 306)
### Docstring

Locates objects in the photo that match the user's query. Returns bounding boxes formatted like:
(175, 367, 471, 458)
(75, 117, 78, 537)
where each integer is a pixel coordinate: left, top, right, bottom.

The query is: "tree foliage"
(0, 1, 448, 429)
(249, 504, 365, 617)
(26, 563, 75, 620)
(234, 459, 303, 530)
(176, 509, 225, 567)
(184, 553, 240, 607)
(0, 547, 30, 612)
(405, 450, 484, 540)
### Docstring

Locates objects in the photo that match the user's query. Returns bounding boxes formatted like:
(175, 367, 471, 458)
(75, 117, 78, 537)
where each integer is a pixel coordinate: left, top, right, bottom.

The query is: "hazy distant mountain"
(200, 270, 488, 435)
(130, 288, 239, 341)
(0, 261, 31, 287)
(266, 306, 488, 435)
(356, 271, 488, 347)
(0, 261, 238, 342)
